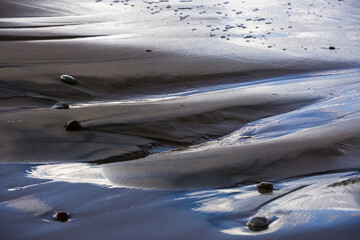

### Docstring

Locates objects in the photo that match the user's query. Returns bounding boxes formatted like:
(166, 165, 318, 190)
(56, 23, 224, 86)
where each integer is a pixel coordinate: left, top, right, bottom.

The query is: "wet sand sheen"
(0, 0, 360, 239)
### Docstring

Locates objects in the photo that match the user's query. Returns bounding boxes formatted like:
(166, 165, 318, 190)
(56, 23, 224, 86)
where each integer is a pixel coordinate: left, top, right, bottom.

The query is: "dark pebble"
(257, 182, 274, 194)
(53, 211, 69, 222)
(145, 49, 152, 52)
(248, 217, 269, 231)
(51, 102, 69, 109)
(329, 46, 335, 50)
(60, 74, 76, 84)
(65, 120, 81, 131)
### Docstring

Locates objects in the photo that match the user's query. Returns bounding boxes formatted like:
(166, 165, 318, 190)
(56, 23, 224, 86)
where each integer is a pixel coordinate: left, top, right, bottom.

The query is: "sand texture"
(1, 0, 360, 239)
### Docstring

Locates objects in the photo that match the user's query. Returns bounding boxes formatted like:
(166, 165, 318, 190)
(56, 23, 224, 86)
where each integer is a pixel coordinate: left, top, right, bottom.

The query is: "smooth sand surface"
(1, 0, 360, 239)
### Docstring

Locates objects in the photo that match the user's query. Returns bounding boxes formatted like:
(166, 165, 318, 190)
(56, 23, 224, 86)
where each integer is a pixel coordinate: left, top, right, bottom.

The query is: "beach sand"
(1, 0, 360, 239)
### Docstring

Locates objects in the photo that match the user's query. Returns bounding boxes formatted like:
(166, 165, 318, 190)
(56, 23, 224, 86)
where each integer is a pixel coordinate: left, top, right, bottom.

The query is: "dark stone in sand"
(60, 74, 76, 84)
(248, 217, 269, 231)
(51, 102, 69, 109)
(145, 49, 152, 52)
(53, 211, 69, 222)
(65, 120, 81, 131)
(329, 46, 336, 50)
(257, 182, 274, 194)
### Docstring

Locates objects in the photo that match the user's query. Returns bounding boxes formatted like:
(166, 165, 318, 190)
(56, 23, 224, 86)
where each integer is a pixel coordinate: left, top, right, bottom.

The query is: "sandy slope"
(0, 0, 359, 164)
(0, 0, 360, 239)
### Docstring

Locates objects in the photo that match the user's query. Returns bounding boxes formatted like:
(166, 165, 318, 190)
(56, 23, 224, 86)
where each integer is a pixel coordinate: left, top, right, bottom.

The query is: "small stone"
(53, 211, 69, 222)
(51, 102, 69, 109)
(248, 217, 269, 231)
(329, 46, 336, 50)
(145, 49, 152, 53)
(60, 74, 76, 84)
(257, 182, 274, 194)
(65, 120, 81, 131)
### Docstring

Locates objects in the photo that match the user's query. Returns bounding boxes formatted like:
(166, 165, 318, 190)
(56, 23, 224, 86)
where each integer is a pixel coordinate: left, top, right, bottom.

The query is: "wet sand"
(1, 0, 360, 239)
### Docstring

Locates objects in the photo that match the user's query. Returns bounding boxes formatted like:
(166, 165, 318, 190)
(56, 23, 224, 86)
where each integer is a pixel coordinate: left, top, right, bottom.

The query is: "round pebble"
(248, 217, 269, 231)
(329, 46, 336, 50)
(257, 182, 274, 194)
(53, 211, 69, 222)
(65, 120, 81, 131)
(60, 74, 76, 84)
(145, 49, 152, 52)
(51, 102, 69, 109)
